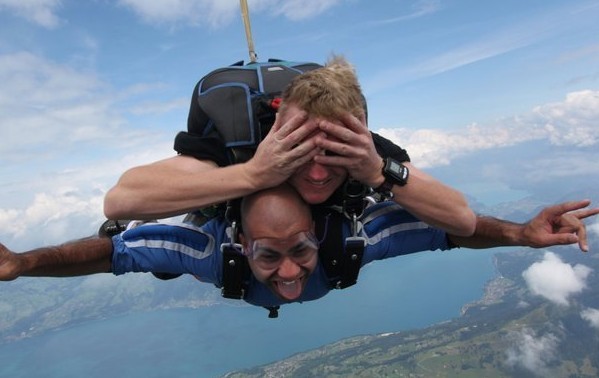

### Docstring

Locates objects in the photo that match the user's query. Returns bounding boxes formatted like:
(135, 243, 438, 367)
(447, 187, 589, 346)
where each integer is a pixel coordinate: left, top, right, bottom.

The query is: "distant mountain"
(223, 236, 599, 377)
(0, 273, 223, 342)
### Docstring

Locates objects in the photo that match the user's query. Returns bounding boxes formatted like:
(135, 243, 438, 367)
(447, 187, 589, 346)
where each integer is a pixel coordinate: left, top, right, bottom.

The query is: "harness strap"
(338, 237, 365, 289)
(220, 244, 249, 300)
(314, 208, 365, 290)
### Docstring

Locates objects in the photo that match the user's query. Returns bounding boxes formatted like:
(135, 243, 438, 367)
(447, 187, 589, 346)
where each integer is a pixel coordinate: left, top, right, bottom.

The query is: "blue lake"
(0, 249, 499, 378)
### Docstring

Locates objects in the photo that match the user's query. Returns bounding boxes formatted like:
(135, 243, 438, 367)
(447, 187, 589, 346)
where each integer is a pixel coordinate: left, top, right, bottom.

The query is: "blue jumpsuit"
(111, 201, 451, 307)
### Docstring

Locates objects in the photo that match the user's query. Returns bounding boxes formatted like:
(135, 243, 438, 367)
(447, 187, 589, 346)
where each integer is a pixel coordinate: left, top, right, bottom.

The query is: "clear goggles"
(244, 231, 319, 270)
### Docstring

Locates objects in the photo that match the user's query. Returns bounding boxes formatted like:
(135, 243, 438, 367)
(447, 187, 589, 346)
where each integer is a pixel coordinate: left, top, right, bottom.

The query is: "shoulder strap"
(314, 207, 365, 290)
(220, 244, 250, 300)
(220, 204, 249, 300)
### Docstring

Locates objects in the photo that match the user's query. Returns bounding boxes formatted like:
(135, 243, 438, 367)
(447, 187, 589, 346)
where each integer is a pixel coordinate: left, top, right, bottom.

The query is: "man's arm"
(314, 113, 476, 237)
(104, 155, 258, 220)
(104, 111, 322, 220)
(449, 200, 599, 251)
(0, 237, 113, 281)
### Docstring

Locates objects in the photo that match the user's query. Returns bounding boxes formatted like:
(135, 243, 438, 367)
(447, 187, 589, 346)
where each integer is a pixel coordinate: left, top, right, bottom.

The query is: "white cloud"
(271, 0, 342, 21)
(0, 51, 180, 165)
(522, 252, 592, 306)
(0, 186, 105, 248)
(0, 52, 122, 160)
(117, 0, 238, 28)
(0, 0, 62, 28)
(117, 0, 344, 28)
(0, 52, 177, 248)
(378, 90, 599, 168)
(505, 328, 559, 376)
(0, 138, 175, 250)
(372, 0, 441, 25)
(536, 90, 599, 147)
(581, 307, 599, 330)
(364, 2, 597, 94)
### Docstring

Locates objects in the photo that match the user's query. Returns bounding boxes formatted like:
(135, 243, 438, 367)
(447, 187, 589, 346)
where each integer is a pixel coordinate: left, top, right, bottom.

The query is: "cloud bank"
(378, 90, 599, 168)
(522, 252, 592, 306)
(0, 186, 105, 248)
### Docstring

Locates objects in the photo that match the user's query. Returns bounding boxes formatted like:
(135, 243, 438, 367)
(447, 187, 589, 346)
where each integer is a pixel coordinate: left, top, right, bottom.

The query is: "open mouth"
(273, 277, 304, 300)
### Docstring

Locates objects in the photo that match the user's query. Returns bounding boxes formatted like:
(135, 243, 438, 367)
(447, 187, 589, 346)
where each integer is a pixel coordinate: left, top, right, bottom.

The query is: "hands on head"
(244, 109, 324, 189)
(312, 113, 384, 188)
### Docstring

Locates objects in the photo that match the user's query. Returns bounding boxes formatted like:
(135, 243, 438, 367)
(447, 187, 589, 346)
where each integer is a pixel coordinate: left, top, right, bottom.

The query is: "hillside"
(0, 273, 223, 342)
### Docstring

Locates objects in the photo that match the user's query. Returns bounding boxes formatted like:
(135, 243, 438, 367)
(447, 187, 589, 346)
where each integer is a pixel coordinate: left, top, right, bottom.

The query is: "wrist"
(374, 157, 409, 193)
(502, 220, 528, 247)
(370, 159, 386, 189)
(240, 161, 267, 190)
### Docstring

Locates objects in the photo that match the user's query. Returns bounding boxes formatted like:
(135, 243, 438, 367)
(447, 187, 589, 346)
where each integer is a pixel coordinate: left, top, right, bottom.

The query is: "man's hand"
(313, 112, 477, 236)
(522, 200, 599, 252)
(0, 243, 21, 281)
(312, 112, 383, 187)
(246, 110, 323, 188)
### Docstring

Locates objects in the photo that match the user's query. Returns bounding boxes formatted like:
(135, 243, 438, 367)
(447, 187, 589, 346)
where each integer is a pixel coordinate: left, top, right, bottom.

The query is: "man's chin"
(300, 191, 332, 205)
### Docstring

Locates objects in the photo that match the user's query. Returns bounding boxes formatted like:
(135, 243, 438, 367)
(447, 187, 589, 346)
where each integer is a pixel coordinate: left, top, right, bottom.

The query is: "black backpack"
(178, 59, 322, 164)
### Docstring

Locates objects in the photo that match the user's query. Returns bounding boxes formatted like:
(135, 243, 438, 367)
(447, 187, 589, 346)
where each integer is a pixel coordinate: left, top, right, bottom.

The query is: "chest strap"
(314, 209, 366, 290)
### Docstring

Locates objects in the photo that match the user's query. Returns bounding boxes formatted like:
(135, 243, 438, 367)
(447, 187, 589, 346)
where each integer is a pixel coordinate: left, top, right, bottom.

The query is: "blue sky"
(1, 0, 598, 249)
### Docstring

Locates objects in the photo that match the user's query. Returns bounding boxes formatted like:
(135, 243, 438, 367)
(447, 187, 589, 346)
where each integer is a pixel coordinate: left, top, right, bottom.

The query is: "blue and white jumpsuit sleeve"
(110, 219, 227, 285)
(358, 201, 452, 266)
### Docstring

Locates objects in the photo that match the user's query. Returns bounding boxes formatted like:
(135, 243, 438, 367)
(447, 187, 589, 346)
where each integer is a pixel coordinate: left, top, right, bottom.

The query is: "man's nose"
(305, 161, 330, 181)
(277, 257, 301, 279)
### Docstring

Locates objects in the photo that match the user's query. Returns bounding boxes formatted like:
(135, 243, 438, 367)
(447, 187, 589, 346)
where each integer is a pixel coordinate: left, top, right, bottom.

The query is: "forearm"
(389, 163, 476, 237)
(449, 215, 525, 249)
(20, 237, 113, 277)
(104, 156, 265, 220)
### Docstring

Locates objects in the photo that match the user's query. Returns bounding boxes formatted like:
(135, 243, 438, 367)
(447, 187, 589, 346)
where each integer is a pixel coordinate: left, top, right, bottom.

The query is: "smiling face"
(279, 104, 348, 204)
(240, 184, 319, 301)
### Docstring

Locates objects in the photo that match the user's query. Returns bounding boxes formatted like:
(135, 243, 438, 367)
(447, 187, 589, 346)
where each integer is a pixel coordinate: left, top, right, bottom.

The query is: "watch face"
(389, 160, 402, 174)
(384, 158, 409, 184)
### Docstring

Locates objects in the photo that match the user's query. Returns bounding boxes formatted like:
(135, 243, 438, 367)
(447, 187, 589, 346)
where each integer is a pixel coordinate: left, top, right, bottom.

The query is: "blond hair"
(280, 55, 365, 120)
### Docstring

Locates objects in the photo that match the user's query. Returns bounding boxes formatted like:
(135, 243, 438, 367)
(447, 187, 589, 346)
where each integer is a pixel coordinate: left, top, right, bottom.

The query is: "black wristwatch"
(374, 157, 409, 193)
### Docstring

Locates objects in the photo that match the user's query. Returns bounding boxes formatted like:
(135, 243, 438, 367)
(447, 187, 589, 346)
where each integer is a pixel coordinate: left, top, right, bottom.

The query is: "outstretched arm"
(0, 237, 113, 281)
(449, 200, 599, 252)
(314, 113, 476, 237)
(104, 111, 322, 220)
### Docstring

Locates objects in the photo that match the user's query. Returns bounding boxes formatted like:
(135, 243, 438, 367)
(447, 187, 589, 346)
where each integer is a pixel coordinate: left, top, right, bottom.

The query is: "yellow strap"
(239, 0, 257, 62)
